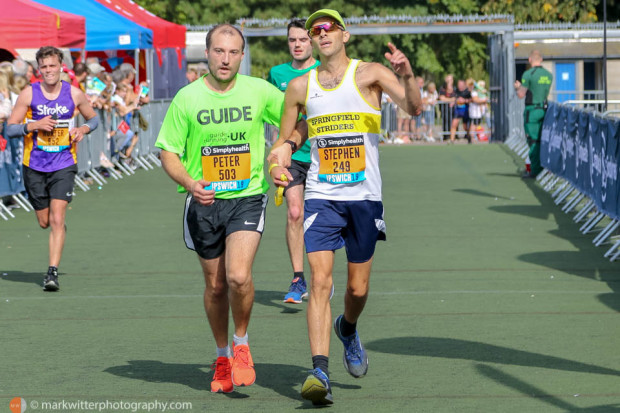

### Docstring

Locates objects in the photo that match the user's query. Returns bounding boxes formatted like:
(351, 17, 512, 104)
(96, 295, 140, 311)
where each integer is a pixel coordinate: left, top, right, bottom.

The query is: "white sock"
(216, 345, 231, 358)
(233, 333, 248, 346)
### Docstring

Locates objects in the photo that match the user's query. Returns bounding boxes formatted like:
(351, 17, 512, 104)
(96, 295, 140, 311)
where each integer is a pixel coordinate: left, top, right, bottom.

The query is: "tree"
(134, 0, 603, 85)
(482, 0, 598, 23)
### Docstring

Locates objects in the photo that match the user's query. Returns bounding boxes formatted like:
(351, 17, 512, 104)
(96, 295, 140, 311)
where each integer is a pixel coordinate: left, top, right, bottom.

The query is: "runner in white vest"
(268, 9, 422, 406)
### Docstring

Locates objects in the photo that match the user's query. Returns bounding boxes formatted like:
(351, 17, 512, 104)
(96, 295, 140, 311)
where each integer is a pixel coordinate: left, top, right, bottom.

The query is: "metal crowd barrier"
(0, 100, 171, 221)
(503, 96, 527, 157)
(74, 99, 171, 189)
(505, 97, 620, 262)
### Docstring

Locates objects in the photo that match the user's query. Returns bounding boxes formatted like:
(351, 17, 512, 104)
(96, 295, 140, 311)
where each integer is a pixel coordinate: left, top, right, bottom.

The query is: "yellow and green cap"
(305, 9, 346, 31)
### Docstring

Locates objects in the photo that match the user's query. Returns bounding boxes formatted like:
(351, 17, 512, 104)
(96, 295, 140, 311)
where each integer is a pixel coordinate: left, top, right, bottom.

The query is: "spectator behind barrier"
(412, 76, 425, 140)
(111, 82, 139, 167)
(0, 63, 19, 106)
(450, 79, 471, 144)
(13, 75, 29, 93)
(196, 62, 208, 77)
(423, 82, 438, 142)
(27, 61, 39, 84)
(467, 78, 487, 142)
(12, 58, 29, 78)
(72, 63, 87, 92)
(0, 72, 13, 122)
(186, 66, 199, 83)
(439, 74, 456, 141)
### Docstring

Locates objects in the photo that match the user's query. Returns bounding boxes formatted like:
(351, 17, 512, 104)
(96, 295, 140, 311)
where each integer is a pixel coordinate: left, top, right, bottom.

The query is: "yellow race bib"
(201, 143, 251, 192)
(36, 120, 72, 153)
(317, 135, 366, 184)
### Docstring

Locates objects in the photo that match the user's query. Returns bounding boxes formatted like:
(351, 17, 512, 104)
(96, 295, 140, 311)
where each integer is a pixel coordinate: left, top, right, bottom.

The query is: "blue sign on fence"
(541, 102, 620, 220)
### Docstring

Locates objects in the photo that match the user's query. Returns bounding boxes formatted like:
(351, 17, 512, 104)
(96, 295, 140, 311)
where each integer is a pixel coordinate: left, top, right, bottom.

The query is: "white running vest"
(304, 59, 383, 201)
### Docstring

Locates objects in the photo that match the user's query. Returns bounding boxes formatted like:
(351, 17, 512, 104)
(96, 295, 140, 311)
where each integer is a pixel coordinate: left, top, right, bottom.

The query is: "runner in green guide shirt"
(155, 23, 305, 395)
(157, 70, 283, 199)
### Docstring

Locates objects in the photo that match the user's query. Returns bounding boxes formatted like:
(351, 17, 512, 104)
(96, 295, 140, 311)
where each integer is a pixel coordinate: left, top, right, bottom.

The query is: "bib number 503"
(219, 169, 237, 180)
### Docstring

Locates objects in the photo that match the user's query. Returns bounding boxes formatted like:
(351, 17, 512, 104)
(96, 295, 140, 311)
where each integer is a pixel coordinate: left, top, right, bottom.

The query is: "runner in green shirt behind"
(515, 49, 553, 178)
(155, 23, 302, 395)
(267, 19, 320, 304)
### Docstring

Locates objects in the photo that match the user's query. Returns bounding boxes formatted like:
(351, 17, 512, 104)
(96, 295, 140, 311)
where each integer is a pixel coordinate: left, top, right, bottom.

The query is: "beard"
(208, 61, 237, 84)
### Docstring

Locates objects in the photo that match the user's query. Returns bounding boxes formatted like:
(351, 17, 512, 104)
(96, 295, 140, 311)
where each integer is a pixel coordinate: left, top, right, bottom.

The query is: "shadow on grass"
(453, 188, 513, 201)
(104, 361, 212, 392)
(0, 270, 45, 287)
(518, 176, 620, 312)
(488, 204, 553, 220)
(105, 361, 359, 401)
(476, 364, 620, 411)
(254, 290, 303, 314)
(488, 147, 620, 312)
(366, 337, 620, 377)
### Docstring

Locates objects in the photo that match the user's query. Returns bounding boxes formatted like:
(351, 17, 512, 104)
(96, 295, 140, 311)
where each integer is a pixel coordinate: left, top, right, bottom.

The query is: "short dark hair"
(74, 63, 87, 76)
(35, 46, 63, 66)
(205, 24, 245, 51)
(287, 19, 306, 35)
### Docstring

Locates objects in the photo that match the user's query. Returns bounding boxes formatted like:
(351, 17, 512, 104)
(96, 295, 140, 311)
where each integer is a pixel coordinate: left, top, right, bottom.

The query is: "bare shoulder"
(357, 61, 387, 72)
(286, 72, 310, 102)
(355, 61, 391, 85)
(70, 83, 84, 96)
(70, 83, 88, 102)
(288, 72, 309, 90)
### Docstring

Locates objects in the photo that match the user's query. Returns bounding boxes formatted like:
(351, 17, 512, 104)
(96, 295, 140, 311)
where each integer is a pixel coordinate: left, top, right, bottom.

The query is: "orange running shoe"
(231, 343, 256, 386)
(210, 356, 233, 393)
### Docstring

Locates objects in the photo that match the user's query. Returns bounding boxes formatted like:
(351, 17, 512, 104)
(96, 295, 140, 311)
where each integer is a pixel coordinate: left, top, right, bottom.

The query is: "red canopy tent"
(0, 0, 85, 50)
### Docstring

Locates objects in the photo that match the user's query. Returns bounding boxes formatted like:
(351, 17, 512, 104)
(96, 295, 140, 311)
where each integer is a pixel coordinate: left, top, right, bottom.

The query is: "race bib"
(36, 119, 74, 153)
(201, 143, 251, 192)
(317, 135, 366, 184)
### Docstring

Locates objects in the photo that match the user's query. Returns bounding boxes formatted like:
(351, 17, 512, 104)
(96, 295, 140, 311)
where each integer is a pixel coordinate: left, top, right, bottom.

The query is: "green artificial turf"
(1, 144, 619, 412)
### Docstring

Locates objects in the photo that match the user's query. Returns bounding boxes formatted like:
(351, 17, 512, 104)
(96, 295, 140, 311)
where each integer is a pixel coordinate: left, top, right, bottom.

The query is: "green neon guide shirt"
(156, 74, 284, 199)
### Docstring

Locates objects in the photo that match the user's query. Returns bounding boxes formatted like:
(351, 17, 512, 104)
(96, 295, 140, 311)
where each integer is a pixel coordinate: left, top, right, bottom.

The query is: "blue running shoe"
(301, 368, 333, 406)
(333, 314, 368, 378)
(283, 277, 308, 303)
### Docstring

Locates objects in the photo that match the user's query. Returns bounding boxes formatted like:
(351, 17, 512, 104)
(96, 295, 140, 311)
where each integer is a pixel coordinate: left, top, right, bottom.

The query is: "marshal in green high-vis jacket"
(521, 63, 553, 176)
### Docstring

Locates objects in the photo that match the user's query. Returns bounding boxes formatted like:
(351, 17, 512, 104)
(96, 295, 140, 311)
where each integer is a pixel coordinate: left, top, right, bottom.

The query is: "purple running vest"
(24, 81, 76, 172)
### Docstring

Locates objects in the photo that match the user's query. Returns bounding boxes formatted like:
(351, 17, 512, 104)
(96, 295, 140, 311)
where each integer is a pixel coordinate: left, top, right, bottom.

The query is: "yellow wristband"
(268, 163, 280, 174)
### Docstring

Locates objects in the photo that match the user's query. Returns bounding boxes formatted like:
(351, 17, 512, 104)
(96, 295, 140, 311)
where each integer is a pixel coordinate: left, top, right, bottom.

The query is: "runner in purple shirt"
(7, 46, 98, 291)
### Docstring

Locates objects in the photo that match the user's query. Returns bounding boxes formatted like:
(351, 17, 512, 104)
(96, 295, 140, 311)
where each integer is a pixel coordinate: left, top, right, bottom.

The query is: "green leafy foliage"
(134, 0, 607, 86)
(482, 0, 599, 23)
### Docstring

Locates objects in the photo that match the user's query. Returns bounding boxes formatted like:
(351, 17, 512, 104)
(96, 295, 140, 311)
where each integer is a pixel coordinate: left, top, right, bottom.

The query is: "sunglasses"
(308, 22, 344, 37)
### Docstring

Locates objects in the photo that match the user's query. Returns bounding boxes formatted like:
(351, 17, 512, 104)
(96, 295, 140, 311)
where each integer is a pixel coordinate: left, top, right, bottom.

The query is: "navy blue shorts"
(304, 199, 386, 263)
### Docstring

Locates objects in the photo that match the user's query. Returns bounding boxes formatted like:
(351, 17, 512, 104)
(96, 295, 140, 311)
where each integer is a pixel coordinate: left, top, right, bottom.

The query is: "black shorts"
(183, 193, 268, 260)
(283, 159, 311, 195)
(470, 118, 482, 126)
(23, 164, 77, 211)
